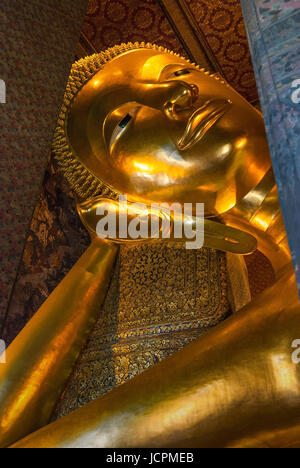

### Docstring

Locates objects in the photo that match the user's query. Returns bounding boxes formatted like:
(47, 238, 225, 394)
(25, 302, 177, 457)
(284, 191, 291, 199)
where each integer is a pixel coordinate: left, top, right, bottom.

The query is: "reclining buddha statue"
(0, 43, 300, 449)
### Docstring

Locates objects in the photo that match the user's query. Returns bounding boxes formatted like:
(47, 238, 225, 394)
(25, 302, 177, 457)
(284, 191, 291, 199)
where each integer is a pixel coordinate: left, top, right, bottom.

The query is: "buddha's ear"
(77, 196, 117, 240)
(77, 196, 170, 244)
(202, 219, 257, 254)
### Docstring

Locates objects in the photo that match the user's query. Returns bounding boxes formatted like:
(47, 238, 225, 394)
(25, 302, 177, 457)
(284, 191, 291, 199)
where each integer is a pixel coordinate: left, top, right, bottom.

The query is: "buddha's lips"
(178, 98, 232, 151)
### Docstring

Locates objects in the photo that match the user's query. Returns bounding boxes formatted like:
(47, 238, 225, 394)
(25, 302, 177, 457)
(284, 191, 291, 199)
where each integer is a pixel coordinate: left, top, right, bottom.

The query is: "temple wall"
(0, 0, 88, 333)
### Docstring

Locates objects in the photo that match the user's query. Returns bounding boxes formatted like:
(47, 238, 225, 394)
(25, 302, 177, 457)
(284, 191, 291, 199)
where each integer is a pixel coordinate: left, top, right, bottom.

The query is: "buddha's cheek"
(184, 134, 243, 192)
(110, 132, 193, 191)
(109, 117, 242, 195)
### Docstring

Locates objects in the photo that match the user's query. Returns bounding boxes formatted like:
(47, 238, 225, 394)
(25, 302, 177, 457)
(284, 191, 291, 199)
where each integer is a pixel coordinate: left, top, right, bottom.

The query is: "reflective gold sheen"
(78, 196, 257, 254)
(0, 241, 118, 448)
(67, 47, 271, 216)
(1, 44, 300, 449)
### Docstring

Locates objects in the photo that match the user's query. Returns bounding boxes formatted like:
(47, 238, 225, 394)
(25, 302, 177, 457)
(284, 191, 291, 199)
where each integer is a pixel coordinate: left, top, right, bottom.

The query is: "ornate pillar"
(240, 1, 300, 291)
(0, 0, 88, 331)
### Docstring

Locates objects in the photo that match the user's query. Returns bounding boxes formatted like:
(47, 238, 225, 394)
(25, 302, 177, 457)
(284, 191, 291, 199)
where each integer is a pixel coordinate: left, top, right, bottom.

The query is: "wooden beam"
(157, 0, 223, 74)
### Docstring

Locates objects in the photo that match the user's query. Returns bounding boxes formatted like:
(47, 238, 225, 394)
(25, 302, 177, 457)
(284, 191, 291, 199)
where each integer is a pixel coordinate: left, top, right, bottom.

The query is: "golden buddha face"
(67, 47, 271, 216)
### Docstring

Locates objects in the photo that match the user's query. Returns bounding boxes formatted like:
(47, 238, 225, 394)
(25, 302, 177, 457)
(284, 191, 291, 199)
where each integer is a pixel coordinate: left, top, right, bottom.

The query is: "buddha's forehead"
(92, 48, 191, 84)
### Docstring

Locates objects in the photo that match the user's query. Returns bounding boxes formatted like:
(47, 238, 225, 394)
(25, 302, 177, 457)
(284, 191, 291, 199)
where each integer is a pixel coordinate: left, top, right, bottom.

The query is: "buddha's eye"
(173, 69, 191, 77)
(118, 113, 132, 128)
(109, 110, 137, 152)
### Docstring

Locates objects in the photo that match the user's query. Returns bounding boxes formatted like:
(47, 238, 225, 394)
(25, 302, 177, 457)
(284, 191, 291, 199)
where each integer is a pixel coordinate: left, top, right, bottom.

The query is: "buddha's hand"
(78, 196, 257, 255)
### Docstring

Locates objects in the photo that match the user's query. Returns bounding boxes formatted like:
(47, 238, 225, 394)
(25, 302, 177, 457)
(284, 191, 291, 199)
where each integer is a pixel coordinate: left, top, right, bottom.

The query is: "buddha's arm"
(0, 240, 118, 448)
(0, 198, 257, 449)
(223, 171, 291, 276)
(11, 264, 300, 449)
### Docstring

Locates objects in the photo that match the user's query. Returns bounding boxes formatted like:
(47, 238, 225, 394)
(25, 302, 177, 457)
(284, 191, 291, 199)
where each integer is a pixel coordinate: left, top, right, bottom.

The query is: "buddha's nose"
(135, 80, 199, 117)
(163, 81, 199, 120)
(162, 81, 199, 109)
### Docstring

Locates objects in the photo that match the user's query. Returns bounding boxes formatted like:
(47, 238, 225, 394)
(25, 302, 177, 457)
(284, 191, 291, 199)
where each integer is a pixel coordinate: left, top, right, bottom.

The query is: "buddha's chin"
(118, 176, 237, 217)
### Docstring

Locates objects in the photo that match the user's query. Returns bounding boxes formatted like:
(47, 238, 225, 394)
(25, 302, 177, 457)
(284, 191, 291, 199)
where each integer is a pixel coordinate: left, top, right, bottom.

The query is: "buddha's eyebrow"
(159, 65, 193, 80)
(173, 69, 191, 77)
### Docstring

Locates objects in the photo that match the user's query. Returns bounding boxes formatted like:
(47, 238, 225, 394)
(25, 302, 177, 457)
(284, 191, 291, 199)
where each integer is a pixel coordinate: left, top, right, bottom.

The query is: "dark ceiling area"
(79, 0, 259, 104)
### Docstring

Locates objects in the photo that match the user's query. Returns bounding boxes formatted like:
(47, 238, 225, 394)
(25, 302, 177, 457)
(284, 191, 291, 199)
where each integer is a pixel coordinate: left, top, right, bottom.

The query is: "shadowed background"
(0, 0, 89, 336)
